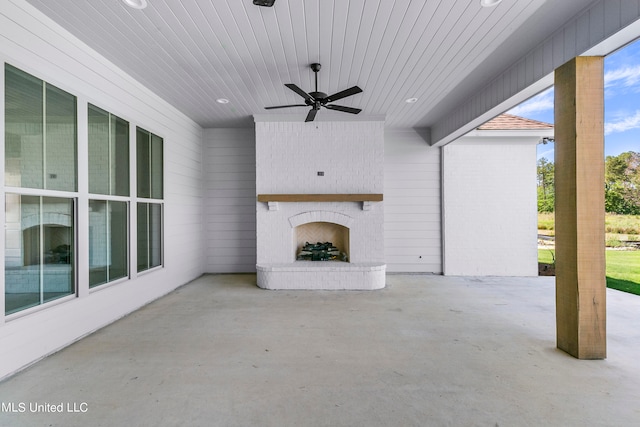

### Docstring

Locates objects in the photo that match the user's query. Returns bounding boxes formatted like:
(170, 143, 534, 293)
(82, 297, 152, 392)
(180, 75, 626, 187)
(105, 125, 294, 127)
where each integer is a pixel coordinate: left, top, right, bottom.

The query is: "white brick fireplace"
(254, 116, 386, 290)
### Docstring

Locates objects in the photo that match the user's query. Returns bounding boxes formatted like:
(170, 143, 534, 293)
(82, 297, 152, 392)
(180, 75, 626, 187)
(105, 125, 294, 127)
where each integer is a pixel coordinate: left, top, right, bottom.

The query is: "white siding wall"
(384, 129, 442, 273)
(0, 0, 204, 380)
(204, 128, 256, 273)
(442, 138, 538, 276)
(203, 127, 443, 274)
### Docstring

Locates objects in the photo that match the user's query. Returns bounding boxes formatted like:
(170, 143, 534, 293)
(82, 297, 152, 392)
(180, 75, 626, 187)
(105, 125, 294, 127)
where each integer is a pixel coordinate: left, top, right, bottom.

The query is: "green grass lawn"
(538, 249, 640, 295)
(538, 249, 556, 264)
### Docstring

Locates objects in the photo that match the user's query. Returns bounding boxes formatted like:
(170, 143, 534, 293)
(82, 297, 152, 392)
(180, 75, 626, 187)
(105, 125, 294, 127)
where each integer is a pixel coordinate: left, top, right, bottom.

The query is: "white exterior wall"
(202, 126, 443, 275)
(204, 128, 256, 273)
(384, 129, 442, 273)
(0, 0, 204, 379)
(442, 136, 539, 276)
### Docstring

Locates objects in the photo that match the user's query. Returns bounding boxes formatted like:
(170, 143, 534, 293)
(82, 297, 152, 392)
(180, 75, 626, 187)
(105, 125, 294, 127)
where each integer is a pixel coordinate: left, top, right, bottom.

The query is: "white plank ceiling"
(24, 0, 596, 129)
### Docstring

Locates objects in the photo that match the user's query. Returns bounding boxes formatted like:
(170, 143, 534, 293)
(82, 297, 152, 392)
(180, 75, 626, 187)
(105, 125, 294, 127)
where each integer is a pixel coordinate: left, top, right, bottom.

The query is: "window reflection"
(89, 200, 128, 288)
(5, 195, 74, 315)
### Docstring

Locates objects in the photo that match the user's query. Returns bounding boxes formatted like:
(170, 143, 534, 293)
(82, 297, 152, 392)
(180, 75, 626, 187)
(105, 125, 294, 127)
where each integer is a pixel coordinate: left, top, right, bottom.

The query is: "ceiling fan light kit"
(122, 0, 147, 9)
(265, 63, 362, 122)
(480, 0, 502, 7)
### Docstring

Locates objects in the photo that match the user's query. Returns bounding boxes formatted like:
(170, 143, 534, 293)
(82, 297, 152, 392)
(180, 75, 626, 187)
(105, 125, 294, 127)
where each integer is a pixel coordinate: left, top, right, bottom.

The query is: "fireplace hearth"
(255, 202, 385, 290)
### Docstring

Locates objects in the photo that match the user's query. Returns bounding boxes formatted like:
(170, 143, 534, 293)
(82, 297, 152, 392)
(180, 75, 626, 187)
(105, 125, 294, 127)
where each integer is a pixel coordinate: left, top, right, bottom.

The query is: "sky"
(508, 39, 640, 161)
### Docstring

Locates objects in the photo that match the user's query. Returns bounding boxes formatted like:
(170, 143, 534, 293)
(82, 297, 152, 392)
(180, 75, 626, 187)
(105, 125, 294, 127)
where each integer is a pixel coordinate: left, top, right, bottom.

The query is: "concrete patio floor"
(1, 274, 639, 426)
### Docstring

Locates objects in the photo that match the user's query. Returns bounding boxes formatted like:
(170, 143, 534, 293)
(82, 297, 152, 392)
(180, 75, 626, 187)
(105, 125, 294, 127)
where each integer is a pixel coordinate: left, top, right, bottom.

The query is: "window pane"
(88, 106, 110, 194)
(109, 201, 128, 280)
(113, 117, 130, 196)
(5, 195, 40, 314)
(4, 65, 77, 191)
(45, 84, 77, 191)
(89, 105, 129, 196)
(5, 64, 44, 189)
(89, 200, 107, 286)
(136, 128, 162, 200)
(90, 200, 128, 287)
(5, 195, 74, 315)
(149, 203, 162, 268)
(137, 203, 149, 271)
(136, 128, 150, 198)
(151, 134, 163, 199)
(42, 197, 74, 302)
(137, 202, 162, 272)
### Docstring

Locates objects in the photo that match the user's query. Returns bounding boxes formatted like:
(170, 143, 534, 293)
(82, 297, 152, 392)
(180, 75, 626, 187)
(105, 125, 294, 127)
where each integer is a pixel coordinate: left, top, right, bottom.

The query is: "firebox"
(294, 221, 349, 262)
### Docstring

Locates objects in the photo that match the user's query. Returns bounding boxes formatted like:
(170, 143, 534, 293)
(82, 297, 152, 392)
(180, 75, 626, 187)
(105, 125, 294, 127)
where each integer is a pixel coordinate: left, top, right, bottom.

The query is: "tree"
(605, 151, 640, 215)
(536, 152, 640, 214)
(537, 157, 555, 212)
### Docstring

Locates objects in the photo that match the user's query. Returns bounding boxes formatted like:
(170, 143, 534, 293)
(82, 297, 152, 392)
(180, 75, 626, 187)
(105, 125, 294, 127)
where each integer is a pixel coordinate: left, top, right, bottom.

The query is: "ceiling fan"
(264, 63, 362, 122)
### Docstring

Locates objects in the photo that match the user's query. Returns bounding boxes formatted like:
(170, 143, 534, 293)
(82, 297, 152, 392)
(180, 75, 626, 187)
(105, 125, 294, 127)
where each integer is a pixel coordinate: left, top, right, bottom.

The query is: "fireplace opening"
(294, 222, 349, 262)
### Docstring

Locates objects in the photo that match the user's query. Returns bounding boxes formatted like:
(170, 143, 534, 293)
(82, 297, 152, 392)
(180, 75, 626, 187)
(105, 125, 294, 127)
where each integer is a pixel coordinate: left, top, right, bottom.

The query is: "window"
(88, 104, 129, 196)
(88, 105, 130, 288)
(136, 128, 163, 199)
(5, 64, 77, 191)
(5, 195, 75, 315)
(89, 200, 128, 288)
(3, 63, 166, 316)
(137, 202, 162, 272)
(136, 127, 163, 273)
(5, 64, 77, 315)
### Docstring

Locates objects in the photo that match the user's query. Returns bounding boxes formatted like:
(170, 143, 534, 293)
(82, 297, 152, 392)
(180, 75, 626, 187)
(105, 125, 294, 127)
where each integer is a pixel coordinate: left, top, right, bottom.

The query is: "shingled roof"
(478, 114, 554, 130)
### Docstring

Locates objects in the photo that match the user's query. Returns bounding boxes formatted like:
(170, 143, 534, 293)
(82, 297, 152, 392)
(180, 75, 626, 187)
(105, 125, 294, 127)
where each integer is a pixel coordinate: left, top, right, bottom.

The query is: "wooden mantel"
(257, 194, 383, 202)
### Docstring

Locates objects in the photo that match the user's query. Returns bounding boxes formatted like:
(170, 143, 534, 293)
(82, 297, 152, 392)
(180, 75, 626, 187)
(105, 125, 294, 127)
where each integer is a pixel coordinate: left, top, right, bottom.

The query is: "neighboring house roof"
(478, 114, 554, 130)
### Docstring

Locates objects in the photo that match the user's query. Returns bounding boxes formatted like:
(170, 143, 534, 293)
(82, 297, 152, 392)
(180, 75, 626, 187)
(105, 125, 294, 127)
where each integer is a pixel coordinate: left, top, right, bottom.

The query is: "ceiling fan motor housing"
(308, 92, 328, 103)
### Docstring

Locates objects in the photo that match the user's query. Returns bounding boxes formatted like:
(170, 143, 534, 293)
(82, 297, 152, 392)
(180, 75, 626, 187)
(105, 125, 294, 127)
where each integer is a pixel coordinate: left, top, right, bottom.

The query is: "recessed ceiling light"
(405, 97, 418, 103)
(122, 0, 147, 9)
(480, 0, 502, 7)
(216, 98, 230, 104)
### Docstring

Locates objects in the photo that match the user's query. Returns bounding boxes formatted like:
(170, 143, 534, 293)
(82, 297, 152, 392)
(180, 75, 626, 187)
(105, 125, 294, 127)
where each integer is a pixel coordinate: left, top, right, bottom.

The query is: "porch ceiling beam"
(428, 0, 640, 147)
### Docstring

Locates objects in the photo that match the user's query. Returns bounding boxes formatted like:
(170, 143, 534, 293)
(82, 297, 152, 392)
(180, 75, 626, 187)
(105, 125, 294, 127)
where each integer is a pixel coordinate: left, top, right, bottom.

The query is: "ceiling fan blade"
(305, 108, 318, 122)
(285, 84, 314, 102)
(325, 104, 362, 114)
(325, 86, 362, 102)
(264, 104, 308, 110)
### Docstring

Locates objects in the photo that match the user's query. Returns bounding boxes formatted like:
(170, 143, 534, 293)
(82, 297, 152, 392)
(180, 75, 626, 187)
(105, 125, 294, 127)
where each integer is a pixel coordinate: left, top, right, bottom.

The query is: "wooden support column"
(555, 56, 606, 359)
